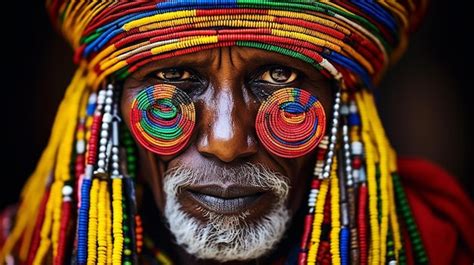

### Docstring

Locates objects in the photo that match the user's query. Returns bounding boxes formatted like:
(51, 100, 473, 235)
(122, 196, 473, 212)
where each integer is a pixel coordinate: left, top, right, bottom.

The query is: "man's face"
(121, 47, 332, 261)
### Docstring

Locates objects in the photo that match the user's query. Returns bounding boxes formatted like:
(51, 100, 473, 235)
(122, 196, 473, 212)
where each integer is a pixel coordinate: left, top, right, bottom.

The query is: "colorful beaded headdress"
(1, 1, 429, 264)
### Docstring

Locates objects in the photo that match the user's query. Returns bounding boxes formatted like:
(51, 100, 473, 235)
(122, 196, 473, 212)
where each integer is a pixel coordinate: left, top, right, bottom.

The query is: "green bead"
(124, 237, 131, 244)
(124, 249, 132, 256)
(400, 204, 410, 209)
(126, 147, 134, 154)
(418, 256, 428, 262)
(124, 261, 133, 265)
(413, 244, 424, 251)
(407, 223, 417, 231)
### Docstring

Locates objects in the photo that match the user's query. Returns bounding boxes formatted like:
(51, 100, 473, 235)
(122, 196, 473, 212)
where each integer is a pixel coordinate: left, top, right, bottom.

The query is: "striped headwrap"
(1, 1, 429, 265)
(48, 0, 427, 89)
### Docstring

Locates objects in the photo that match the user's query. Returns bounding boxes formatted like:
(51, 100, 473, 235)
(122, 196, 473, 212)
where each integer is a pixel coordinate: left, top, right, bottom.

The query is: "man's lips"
(181, 184, 270, 215)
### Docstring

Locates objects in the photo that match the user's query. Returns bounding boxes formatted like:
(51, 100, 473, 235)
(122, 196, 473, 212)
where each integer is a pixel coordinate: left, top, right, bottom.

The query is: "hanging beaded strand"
(304, 85, 343, 265)
(121, 127, 139, 264)
(54, 91, 91, 265)
(94, 84, 115, 265)
(77, 88, 106, 265)
(30, 71, 88, 265)
(320, 88, 342, 179)
(355, 91, 381, 265)
(297, 136, 328, 264)
(340, 94, 359, 264)
(77, 93, 97, 204)
(105, 83, 125, 265)
(338, 128, 351, 265)
(347, 97, 369, 265)
(330, 157, 341, 264)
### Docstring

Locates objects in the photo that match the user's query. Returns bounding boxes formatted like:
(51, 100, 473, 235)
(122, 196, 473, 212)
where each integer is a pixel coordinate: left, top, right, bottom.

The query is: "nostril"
(197, 133, 258, 163)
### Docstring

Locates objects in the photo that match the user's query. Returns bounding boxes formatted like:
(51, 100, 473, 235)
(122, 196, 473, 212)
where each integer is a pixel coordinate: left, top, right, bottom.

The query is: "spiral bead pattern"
(255, 87, 325, 158)
(130, 84, 195, 156)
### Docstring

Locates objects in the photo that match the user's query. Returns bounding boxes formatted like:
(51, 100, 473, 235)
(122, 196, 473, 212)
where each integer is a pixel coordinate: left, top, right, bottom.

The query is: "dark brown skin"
(121, 46, 333, 265)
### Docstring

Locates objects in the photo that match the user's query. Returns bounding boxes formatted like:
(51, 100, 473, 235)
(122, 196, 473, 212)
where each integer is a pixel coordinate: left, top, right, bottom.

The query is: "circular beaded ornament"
(130, 84, 195, 156)
(255, 87, 326, 158)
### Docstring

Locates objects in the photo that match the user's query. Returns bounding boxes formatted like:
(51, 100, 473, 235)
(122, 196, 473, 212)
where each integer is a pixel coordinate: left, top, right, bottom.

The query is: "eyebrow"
(133, 49, 325, 80)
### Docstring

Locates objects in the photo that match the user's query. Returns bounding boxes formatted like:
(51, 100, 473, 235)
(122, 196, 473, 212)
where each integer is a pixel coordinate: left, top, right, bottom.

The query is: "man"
(1, 1, 473, 265)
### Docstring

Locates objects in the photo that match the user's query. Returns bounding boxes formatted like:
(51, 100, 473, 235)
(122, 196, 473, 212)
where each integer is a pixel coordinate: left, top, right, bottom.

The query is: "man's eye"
(156, 68, 193, 81)
(260, 67, 298, 84)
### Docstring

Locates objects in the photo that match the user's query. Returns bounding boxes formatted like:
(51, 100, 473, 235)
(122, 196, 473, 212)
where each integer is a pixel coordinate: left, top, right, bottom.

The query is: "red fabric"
(398, 158, 474, 265)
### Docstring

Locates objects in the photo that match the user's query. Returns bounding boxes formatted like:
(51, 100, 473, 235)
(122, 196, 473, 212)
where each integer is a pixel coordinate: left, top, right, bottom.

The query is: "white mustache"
(164, 162, 290, 199)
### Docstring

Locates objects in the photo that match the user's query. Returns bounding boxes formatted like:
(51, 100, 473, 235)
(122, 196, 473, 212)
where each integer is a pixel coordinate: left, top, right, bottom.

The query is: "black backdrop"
(1, 1, 472, 208)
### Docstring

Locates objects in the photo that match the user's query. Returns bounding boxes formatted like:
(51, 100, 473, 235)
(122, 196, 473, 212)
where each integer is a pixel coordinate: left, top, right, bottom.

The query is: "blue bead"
(348, 113, 361, 126)
(340, 227, 350, 265)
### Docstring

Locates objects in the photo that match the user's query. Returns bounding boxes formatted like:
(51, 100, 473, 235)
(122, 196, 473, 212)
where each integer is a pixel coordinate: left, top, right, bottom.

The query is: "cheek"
(278, 153, 317, 211)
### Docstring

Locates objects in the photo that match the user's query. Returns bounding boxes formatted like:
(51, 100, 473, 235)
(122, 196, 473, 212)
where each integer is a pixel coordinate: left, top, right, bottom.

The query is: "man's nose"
(196, 85, 258, 163)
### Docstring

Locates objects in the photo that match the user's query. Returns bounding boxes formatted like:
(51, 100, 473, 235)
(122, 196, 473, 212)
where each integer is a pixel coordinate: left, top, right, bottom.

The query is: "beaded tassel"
(318, 192, 333, 264)
(78, 88, 106, 265)
(96, 180, 109, 264)
(121, 128, 139, 264)
(303, 85, 343, 264)
(25, 186, 51, 265)
(340, 94, 355, 265)
(30, 69, 88, 265)
(392, 174, 428, 264)
(348, 98, 367, 265)
(297, 135, 328, 264)
(81, 92, 104, 264)
(86, 179, 99, 265)
(320, 90, 341, 179)
(306, 178, 329, 264)
(355, 92, 380, 265)
(95, 84, 115, 265)
(111, 88, 125, 265)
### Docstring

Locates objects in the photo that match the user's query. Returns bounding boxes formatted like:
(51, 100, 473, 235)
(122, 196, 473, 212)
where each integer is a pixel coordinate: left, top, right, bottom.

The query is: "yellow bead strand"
(112, 178, 124, 265)
(96, 180, 109, 265)
(87, 179, 99, 265)
(307, 179, 329, 264)
(105, 183, 113, 265)
(330, 158, 341, 264)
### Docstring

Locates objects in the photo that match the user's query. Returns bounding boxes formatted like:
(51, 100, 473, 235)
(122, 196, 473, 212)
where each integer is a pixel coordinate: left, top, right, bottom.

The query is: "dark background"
(1, 2, 472, 208)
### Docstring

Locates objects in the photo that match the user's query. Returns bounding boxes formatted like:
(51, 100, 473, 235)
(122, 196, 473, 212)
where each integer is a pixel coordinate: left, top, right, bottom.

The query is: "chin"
(162, 163, 292, 262)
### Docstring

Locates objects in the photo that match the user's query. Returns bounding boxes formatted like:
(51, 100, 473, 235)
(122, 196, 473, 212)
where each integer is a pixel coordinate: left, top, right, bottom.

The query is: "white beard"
(163, 163, 291, 262)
